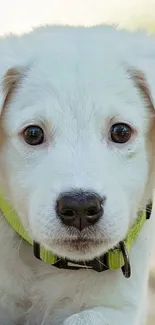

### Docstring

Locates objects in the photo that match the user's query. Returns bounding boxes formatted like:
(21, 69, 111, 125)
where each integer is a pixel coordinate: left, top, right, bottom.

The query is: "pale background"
(1, 0, 155, 36)
(0, 0, 155, 323)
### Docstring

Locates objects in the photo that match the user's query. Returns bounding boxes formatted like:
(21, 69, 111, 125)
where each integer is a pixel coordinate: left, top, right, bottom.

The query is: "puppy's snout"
(56, 191, 104, 231)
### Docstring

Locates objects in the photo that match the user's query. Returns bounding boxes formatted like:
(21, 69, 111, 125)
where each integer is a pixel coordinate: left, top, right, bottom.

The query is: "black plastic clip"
(33, 241, 41, 260)
(119, 241, 131, 279)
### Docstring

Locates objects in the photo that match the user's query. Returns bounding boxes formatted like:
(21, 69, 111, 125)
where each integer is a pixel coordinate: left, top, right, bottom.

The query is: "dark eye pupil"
(23, 126, 44, 145)
(110, 123, 131, 143)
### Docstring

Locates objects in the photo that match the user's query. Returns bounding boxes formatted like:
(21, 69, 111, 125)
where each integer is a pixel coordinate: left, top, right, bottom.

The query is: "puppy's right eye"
(22, 125, 45, 146)
(110, 123, 132, 144)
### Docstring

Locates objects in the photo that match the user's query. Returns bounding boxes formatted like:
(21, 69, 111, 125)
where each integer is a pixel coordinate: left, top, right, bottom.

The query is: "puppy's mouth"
(60, 238, 103, 251)
(46, 235, 110, 261)
(32, 224, 111, 260)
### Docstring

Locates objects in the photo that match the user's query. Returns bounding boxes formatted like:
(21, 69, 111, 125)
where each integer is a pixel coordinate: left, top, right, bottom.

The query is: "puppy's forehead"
(9, 59, 148, 133)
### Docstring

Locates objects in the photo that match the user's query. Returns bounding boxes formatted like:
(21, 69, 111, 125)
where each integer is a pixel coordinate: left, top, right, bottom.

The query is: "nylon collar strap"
(0, 192, 150, 276)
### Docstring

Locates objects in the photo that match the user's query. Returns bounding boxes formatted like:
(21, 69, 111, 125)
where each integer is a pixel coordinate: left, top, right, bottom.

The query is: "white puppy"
(0, 25, 155, 325)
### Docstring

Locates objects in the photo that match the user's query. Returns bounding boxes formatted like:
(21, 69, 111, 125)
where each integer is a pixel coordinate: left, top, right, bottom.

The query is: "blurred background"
(1, 0, 155, 35)
(0, 0, 155, 323)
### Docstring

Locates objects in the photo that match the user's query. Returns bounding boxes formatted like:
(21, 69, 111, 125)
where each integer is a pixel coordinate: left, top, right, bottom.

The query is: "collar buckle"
(54, 257, 109, 272)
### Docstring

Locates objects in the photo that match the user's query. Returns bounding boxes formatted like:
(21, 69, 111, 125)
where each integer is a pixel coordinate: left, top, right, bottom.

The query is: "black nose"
(56, 191, 103, 231)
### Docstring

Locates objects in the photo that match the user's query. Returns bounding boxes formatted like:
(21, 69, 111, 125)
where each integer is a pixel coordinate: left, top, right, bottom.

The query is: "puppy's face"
(0, 31, 154, 261)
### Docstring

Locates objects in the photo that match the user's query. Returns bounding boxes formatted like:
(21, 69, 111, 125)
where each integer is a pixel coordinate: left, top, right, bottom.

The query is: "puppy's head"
(0, 28, 155, 261)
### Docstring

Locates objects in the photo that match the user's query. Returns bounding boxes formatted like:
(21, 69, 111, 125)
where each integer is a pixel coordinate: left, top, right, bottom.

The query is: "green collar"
(0, 191, 149, 278)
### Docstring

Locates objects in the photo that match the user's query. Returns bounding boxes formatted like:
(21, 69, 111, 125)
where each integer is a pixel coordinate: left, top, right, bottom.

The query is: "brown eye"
(110, 123, 132, 143)
(23, 125, 44, 146)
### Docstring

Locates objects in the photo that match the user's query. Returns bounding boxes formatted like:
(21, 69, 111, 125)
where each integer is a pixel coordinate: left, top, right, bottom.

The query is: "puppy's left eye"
(22, 125, 45, 146)
(110, 123, 132, 144)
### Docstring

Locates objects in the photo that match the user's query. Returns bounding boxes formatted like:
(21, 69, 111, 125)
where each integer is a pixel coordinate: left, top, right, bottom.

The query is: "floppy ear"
(127, 67, 155, 113)
(0, 67, 24, 143)
(128, 66, 155, 154)
(1, 67, 23, 112)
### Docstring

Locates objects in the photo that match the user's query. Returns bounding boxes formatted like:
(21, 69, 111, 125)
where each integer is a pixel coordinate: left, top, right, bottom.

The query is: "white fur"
(0, 25, 155, 325)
